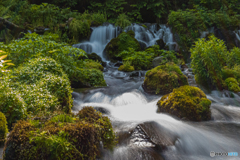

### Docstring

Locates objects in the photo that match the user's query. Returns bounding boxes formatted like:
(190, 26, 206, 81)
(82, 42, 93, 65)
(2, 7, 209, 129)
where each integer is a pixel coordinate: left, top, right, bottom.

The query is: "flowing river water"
(72, 24, 240, 160)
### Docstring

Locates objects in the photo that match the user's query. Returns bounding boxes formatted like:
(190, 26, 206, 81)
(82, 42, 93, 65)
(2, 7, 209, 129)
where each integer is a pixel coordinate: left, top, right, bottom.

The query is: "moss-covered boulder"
(118, 64, 135, 72)
(225, 78, 240, 93)
(3, 107, 116, 160)
(0, 112, 8, 141)
(104, 31, 141, 61)
(143, 62, 188, 94)
(157, 86, 211, 121)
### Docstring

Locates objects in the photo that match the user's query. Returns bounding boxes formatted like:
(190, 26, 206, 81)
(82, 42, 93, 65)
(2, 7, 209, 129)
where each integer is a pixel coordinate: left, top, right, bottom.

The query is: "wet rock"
(130, 71, 140, 77)
(138, 41, 147, 50)
(94, 107, 110, 115)
(152, 56, 163, 68)
(139, 121, 177, 148)
(156, 39, 166, 49)
(114, 62, 123, 67)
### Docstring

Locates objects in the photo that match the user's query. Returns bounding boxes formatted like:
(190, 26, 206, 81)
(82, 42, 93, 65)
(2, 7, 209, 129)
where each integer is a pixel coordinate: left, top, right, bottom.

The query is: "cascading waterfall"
(235, 30, 240, 42)
(73, 23, 178, 59)
(73, 24, 121, 58)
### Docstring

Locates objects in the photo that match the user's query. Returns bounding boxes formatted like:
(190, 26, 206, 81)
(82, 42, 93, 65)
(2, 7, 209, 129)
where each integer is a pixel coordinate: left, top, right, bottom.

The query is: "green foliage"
(69, 18, 90, 42)
(0, 51, 14, 78)
(80, 59, 104, 71)
(0, 79, 27, 127)
(105, 32, 141, 61)
(226, 47, 240, 68)
(190, 35, 227, 89)
(168, 7, 240, 53)
(143, 62, 188, 94)
(3, 107, 117, 160)
(0, 112, 8, 141)
(115, 13, 131, 29)
(118, 62, 135, 72)
(50, 114, 74, 123)
(225, 78, 240, 93)
(0, 33, 106, 87)
(157, 85, 211, 121)
(118, 48, 153, 70)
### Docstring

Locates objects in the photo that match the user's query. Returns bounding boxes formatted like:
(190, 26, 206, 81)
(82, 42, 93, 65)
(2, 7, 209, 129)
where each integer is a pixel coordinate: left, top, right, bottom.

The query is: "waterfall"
(73, 24, 121, 58)
(235, 30, 240, 41)
(73, 23, 178, 59)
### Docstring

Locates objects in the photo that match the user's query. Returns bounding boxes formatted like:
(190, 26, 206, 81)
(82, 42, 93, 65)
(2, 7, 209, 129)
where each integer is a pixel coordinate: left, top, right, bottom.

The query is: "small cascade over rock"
(73, 24, 121, 58)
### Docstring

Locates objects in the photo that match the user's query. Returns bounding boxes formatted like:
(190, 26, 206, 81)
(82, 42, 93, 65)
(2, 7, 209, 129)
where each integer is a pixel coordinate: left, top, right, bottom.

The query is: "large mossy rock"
(157, 86, 212, 121)
(143, 62, 188, 94)
(3, 107, 116, 160)
(225, 78, 240, 93)
(0, 112, 8, 141)
(104, 30, 141, 61)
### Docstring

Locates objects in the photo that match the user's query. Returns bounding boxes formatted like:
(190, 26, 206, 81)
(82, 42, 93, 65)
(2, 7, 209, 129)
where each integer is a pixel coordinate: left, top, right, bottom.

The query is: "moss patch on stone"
(118, 64, 135, 72)
(104, 31, 141, 61)
(225, 78, 240, 93)
(3, 107, 116, 160)
(157, 85, 211, 121)
(143, 62, 188, 94)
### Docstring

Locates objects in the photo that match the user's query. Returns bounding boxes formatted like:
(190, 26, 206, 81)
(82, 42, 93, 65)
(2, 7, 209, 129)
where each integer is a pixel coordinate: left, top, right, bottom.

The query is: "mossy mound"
(104, 31, 141, 61)
(3, 107, 116, 160)
(0, 112, 8, 141)
(0, 80, 27, 127)
(118, 65, 135, 72)
(225, 78, 240, 93)
(157, 86, 212, 121)
(81, 59, 104, 71)
(143, 62, 188, 94)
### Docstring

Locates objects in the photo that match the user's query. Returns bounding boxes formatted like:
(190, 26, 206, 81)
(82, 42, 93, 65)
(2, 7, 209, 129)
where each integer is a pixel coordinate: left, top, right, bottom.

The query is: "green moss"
(3, 107, 117, 160)
(105, 32, 141, 61)
(225, 78, 240, 93)
(118, 65, 135, 72)
(143, 62, 188, 94)
(157, 85, 212, 121)
(0, 80, 27, 128)
(81, 59, 103, 71)
(0, 112, 8, 141)
(141, 24, 147, 28)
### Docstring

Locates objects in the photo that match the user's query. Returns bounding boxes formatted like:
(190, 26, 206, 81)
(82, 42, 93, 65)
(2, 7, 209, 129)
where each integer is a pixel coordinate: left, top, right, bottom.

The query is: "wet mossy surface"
(225, 78, 240, 93)
(157, 86, 212, 121)
(0, 112, 8, 142)
(104, 31, 141, 61)
(143, 62, 188, 95)
(3, 107, 117, 160)
(118, 65, 135, 72)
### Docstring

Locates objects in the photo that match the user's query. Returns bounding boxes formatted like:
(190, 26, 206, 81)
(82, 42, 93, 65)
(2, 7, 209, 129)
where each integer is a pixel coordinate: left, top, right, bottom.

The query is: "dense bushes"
(143, 62, 188, 94)
(168, 7, 240, 54)
(3, 107, 116, 160)
(0, 33, 107, 87)
(157, 85, 211, 121)
(190, 35, 240, 91)
(0, 112, 8, 141)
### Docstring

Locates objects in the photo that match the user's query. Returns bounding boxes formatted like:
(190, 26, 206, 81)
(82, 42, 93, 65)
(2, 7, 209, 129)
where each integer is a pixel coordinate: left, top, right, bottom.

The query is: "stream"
(71, 24, 240, 160)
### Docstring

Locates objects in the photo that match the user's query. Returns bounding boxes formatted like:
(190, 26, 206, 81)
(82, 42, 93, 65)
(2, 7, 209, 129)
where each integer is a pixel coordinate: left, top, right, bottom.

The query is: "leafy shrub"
(115, 13, 131, 29)
(190, 35, 227, 89)
(69, 18, 90, 42)
(80, 59, 103, 71)
(3, 107, 116, 160)
(225, 78, 240, 93)
(0, 51, 14, 77)
(226, 47, 240, 68)
(143, 62, 188, 94)
(157, 85, 211, 121)
(0, 112, 8, 141)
